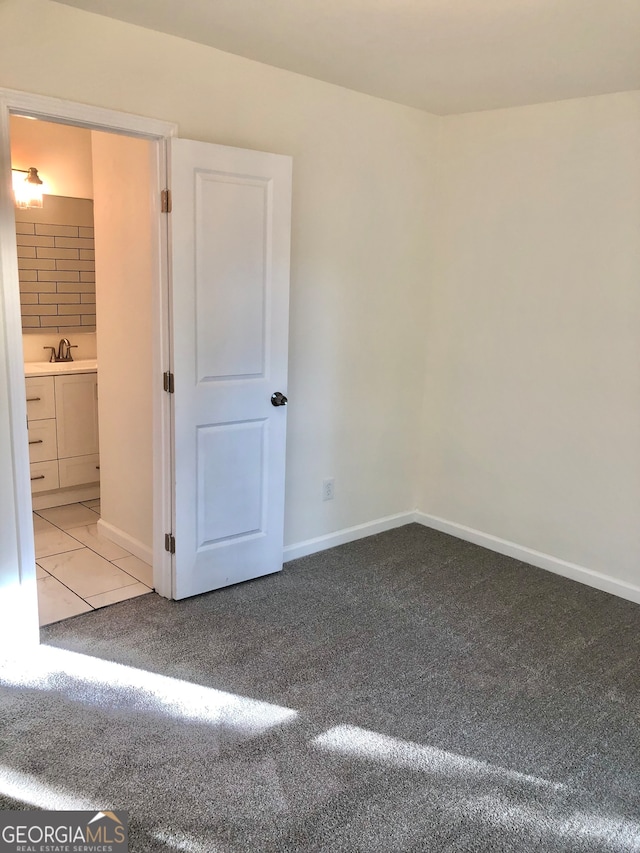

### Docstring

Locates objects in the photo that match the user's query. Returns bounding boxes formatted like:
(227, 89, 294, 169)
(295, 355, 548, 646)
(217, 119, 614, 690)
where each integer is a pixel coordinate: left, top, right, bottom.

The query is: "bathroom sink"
(24, 359, 98, 377)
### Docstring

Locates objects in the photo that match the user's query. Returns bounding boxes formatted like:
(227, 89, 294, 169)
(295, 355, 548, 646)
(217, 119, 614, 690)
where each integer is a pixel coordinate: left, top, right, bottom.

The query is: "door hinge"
(161, 188, 172, 213)
(163, 371, 175, 394)
(165, 533, 176, 554)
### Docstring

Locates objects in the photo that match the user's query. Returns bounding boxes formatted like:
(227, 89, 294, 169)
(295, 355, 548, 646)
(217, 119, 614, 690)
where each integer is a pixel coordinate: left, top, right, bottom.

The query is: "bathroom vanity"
(25, 360, 99, 509)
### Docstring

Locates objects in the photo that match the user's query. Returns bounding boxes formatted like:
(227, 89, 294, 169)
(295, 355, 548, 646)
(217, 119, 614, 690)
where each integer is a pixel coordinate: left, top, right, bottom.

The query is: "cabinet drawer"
(27, 418, 57, 463)
(30, 460, 60, 493)
(58, 454, 100, 488)
(25, 376, 55, 421)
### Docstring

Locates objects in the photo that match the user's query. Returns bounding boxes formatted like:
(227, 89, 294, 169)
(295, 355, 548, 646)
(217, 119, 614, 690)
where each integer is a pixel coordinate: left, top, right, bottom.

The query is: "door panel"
(196, 174, 269, 380)
(170, 138, 292, 600)
(196, 419, 266, 545)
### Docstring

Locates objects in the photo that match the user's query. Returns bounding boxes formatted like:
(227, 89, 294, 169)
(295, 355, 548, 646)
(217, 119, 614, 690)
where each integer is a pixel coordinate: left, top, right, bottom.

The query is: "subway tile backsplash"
(16, 195, 96, 335)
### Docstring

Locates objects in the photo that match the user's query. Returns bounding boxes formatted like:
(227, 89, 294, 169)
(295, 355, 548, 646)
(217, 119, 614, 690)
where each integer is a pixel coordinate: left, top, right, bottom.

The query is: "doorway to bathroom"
(7, 108, 172, 628)
(1, 88, 293, 648)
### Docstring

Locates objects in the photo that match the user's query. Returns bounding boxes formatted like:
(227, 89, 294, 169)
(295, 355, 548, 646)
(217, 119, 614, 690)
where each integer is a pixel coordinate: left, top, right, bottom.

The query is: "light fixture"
(12, 167, 44, 209)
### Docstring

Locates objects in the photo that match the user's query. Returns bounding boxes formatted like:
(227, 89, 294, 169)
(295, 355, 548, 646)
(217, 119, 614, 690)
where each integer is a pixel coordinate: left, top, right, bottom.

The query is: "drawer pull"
(26, 397, 41, 402)
(30, 474, 45, 481)
(96, 465, 100, 470)
(28, 439, 44, 445)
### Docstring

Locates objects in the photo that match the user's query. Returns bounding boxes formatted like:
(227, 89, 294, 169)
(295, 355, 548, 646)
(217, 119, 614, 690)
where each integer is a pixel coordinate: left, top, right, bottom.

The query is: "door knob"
(271, 392, 288, 407)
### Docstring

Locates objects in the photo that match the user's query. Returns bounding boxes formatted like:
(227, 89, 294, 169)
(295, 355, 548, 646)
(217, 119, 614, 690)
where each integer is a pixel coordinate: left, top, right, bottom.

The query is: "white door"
(169, 139, 292, 600)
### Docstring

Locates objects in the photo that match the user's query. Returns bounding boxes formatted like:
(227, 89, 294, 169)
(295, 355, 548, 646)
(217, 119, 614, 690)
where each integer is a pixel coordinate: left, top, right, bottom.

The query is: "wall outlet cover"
(322, 478, 334, 501)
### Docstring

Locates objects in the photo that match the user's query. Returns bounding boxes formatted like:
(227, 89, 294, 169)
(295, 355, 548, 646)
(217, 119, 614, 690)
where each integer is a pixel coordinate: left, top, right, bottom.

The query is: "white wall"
(10, 115, 93, 198)
(419, 91, 640, 588)
(91, 130, 153, 555)
(0, 0, 438, 548)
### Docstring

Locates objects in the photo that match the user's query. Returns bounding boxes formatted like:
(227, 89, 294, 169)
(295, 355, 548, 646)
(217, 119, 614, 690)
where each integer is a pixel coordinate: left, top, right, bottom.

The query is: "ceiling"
(52, 0, 640, 115)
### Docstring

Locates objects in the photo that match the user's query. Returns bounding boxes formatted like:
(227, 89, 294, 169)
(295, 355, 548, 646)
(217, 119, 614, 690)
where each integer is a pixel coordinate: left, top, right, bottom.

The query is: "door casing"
(0, 88, 177, 646)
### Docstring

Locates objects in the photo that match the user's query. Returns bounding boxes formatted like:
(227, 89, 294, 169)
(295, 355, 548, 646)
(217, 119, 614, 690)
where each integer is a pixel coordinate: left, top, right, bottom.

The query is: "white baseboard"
(284, 511, 416, 563)
(97, 518, 153, 566)
(32, 484, 100, 511)
(286, 508, 640, 607)
(414, 511, 640, 606)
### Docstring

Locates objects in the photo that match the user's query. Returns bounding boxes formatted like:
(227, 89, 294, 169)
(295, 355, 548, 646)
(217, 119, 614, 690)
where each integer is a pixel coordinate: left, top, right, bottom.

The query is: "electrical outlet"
(322, 478, 335, 501)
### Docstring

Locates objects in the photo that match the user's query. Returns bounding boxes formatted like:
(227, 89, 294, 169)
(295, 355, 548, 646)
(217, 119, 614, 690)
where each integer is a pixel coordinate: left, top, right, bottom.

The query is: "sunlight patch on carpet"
(0, 765, 97, 811)
(459, 793, 640, 850)
(153, 829, 233, 852)
(312, 724, 564, 789)
(312, 725, 640, 850)
(0, 645, 297, 736)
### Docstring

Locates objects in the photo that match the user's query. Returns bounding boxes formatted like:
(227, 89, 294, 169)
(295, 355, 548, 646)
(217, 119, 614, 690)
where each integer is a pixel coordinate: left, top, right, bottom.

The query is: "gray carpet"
(1, 523, 640, 852)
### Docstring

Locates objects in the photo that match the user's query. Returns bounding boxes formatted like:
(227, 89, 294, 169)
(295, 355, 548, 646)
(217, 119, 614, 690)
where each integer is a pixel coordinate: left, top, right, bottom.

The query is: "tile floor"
(34, 500, 154, 627)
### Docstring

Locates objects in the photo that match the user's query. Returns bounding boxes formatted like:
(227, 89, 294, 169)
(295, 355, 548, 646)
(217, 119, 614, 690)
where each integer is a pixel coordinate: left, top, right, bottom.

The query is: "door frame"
(0, 88, 178, 636)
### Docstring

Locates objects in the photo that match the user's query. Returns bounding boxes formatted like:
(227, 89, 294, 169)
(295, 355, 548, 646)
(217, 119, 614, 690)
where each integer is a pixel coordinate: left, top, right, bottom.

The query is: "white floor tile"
(37, 503, 101, 530)
(112, 555, 154, 587)
(33, 502, 155, 624)
(86, 583, 153, 609)
(65, 523, 130, 561)
(38, 548, 139, 599)
(33, 513, 54, 534)
(34, 517, 84, 559)
(37, 575, 93, 626)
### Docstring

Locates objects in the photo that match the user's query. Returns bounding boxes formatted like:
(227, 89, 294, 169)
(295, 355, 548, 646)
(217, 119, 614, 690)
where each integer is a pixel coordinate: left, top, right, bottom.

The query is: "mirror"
(16, 194, 95, 334)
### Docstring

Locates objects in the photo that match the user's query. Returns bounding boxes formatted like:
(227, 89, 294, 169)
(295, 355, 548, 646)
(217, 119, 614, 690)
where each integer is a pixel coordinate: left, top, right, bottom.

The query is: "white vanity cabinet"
(25, 370, 100, 496)
(26, 376, 59, 493)
(25, 377, 56, 421)
(55, 373, 100, 488)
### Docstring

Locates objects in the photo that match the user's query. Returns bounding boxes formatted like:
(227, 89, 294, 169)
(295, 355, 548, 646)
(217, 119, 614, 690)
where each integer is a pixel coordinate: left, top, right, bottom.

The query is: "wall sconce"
(12, 167, 44, 209)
